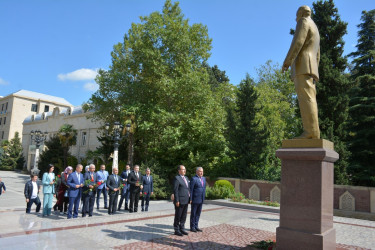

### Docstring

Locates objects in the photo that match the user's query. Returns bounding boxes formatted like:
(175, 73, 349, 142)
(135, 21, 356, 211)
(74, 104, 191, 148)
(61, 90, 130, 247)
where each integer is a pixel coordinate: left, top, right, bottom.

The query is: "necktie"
(147, 176, 149, 182)
(136, 172, 138, 179)
(182, 176, 188, 187)
(201, 177, 204, 187)
(77, 173, 80, 183)
(115, 175, 118, 183)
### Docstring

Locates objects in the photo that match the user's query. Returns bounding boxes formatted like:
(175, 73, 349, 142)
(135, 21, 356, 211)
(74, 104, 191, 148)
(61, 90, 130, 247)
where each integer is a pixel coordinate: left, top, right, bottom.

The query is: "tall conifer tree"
(312, 0, 351, 184)
(233, 75, 268, 179)
(348, 10, 375, 186)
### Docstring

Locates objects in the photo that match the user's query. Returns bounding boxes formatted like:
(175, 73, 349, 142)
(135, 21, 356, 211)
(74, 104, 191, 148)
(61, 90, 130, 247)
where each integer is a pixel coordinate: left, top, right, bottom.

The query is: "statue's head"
(296, 5, 311, 21)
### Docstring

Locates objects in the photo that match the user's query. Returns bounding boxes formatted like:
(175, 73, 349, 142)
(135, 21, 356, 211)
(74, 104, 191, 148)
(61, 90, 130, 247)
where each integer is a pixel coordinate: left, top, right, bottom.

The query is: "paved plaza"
(0, 171, 374, 249)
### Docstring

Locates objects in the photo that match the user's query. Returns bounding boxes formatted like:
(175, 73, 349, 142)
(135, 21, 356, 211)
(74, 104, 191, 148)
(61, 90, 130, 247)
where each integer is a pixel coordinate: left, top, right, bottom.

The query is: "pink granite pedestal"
(276, 146, 339, 250)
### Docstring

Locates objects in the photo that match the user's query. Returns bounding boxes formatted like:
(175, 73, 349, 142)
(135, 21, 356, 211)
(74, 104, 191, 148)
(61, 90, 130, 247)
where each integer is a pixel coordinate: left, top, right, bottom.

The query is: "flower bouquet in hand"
(119, 183, 126, 191)
(83, 179, 99, 194)
(54, 175, 61, 184)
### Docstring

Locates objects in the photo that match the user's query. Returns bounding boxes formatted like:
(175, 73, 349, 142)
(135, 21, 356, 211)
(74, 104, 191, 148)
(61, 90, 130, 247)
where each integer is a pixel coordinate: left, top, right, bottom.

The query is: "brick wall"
(214, 177, 375, 214)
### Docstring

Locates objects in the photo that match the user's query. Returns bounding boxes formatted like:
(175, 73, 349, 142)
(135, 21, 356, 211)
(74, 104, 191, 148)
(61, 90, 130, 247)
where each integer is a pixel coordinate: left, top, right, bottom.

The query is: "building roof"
(6, 90, 72, 106)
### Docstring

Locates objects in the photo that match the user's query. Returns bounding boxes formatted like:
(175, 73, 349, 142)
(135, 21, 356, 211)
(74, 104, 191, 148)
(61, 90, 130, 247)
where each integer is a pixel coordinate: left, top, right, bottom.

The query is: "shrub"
(229, 192, 245, 202)
(213, 180, 235, 192)
(206, 185, 235, 200)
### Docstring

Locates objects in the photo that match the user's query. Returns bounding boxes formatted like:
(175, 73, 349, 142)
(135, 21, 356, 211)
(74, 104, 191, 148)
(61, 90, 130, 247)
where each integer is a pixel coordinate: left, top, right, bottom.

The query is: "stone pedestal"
(276, 139, 339, 250)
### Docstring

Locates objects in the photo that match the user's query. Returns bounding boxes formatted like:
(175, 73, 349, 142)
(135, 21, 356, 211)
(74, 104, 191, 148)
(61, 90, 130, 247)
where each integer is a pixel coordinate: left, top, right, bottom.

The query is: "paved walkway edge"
(204, 199, 280, 213)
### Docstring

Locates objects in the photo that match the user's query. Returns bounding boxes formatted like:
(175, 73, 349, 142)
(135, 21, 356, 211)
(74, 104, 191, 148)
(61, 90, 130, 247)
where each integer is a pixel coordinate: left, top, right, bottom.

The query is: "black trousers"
(129, 187, 140, 212)
(26, 197, 41, 213)
(108, 191, 119, 214)
(173, 203, 188, 231)
(82, 192, 96, 216)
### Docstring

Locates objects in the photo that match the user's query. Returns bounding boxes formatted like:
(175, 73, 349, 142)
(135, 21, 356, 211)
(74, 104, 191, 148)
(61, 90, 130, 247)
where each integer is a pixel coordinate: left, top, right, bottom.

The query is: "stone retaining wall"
(211, 177, 375, 214)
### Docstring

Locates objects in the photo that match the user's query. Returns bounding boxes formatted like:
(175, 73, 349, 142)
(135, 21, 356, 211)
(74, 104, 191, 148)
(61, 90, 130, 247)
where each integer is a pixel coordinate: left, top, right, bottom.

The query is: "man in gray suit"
(282, 5, 320, 139)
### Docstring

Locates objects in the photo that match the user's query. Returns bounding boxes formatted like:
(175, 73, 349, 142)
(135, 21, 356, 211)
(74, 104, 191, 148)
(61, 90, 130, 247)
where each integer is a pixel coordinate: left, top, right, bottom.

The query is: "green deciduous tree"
(58, 124, 77, 168)
(254, 61, 299, 180)
(0, 132, 25, 170)
(312, 0, 352, 184)
(87, 0, 229, 181)
(38, 136, 66, 176)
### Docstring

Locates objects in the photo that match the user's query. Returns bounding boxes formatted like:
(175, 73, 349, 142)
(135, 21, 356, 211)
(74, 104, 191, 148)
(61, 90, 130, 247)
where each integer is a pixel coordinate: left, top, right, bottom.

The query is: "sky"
(0, 0, 373, 106)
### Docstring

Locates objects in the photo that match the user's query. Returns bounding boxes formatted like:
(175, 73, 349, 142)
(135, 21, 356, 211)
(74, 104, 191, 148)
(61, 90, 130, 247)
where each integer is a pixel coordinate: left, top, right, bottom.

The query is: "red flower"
(97, 182, 102, 186)
(58, 175, 61, 178)
(123, 184, 126, 186)
(144, 192, 147, 195)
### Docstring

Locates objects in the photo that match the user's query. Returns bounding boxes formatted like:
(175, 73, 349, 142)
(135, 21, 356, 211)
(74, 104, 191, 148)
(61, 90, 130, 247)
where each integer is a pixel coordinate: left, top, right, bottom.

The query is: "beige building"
(0, 90, 71, 142)
(22, 106, 103, 171)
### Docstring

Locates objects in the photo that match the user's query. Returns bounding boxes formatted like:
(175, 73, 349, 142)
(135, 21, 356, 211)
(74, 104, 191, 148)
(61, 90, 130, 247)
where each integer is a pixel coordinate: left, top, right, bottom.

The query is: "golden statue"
(282, 5, 320, 139)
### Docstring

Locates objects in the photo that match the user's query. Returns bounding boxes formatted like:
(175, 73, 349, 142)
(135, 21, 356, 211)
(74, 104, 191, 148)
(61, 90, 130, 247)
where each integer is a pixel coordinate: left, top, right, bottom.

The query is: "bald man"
(282, 5, 320, 139)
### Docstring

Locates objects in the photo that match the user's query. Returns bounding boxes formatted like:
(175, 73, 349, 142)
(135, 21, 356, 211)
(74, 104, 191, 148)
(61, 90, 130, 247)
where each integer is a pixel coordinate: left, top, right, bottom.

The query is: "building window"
(44, 105, 49, 112)
(5, 102, 8, 111)
(1, 131, 4, 139)
(1, 104, 3, 111)
(0, 118, 2, 125)
(31, 104, 38, 112)
(82, 132, 87, 146)
(3, 117, 5, 125)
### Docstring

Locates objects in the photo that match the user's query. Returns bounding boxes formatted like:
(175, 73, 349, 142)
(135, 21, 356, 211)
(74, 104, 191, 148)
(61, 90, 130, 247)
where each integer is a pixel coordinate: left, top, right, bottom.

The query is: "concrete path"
(0, 171, 374, 249)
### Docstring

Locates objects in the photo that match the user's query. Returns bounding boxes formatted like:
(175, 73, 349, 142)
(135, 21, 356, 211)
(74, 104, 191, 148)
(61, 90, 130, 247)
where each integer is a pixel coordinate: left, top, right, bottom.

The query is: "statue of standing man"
(282, 5, 320, 139)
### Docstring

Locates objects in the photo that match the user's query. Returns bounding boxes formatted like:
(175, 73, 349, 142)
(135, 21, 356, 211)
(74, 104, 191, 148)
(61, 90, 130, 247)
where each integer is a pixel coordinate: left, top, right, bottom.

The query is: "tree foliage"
(87, 0, 229, 182)
(0, 132, 25, 170)
(312, 0, 352, 184)
(229, 74, 268, 179)
(58, 124, 77, 168)
(348, 9, 375, 186)
(38, 136, 66, 176)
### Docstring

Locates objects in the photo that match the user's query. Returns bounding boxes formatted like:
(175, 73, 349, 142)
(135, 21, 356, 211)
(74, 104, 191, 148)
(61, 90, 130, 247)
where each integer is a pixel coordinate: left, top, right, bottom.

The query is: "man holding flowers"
(82, 164, 97, 217)
(128, 165, 143, 213)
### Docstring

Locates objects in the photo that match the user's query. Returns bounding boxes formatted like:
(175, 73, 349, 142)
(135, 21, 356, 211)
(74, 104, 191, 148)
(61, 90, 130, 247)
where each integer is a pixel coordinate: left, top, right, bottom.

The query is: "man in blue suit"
(67, 164, 84, 219)
(189, 167, 206, 232)
(96, 164, 109, 209)
(141, 168, 153, 212)
(82, 164, 97, 217)
(118, 164, 131, 211)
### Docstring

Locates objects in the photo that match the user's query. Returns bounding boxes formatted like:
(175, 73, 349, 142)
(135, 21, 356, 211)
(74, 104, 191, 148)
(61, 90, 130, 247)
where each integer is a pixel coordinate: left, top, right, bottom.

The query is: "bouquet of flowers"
(119, 183, 126, 191)
(83, 179, 99, 194)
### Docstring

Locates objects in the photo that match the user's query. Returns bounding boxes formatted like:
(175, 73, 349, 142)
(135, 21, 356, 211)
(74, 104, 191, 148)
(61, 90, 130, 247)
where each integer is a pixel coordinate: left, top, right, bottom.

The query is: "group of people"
(22, 163, 208, 234)
(24, 163, 154, 219)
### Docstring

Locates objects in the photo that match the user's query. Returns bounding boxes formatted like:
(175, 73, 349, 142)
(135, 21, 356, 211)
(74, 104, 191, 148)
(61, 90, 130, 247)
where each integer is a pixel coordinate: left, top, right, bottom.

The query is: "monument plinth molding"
(276, 139, 339, 250)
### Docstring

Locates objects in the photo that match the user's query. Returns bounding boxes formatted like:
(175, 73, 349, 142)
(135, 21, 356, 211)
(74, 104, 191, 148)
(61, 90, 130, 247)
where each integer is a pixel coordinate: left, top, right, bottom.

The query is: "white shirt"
(31, 181, 38, 199)
(49, 173, 53, 181)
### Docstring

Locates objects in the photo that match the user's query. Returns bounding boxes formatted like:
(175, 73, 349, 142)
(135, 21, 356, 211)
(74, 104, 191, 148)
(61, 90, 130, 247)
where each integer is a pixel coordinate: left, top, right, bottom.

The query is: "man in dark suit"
(24, 174, 41, 213)
(67, 164, 84, 219)
(82, 164, 97, 217)
(107, 168, 122, 215)
(118, 164, 131, 211)
(189, 167, 206, 232)
(141, 168, 153, 212)
(127, 165, 143, 213)
(173, 165, 190, 236)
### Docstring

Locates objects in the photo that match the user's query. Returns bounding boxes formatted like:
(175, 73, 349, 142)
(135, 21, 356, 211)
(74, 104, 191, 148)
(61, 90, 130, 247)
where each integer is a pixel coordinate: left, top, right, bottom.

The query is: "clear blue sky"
(0, 0, 373, 106)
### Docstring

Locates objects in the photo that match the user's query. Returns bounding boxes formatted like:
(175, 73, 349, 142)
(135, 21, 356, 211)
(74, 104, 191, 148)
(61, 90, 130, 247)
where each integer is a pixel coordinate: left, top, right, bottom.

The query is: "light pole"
(30, 130, 48, 175)
(106, 122, 131, 169)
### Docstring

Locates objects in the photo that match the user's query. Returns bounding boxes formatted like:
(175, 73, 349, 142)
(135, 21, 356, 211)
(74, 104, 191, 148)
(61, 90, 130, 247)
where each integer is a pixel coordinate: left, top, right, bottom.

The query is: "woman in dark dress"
(54, 166, 73, 214)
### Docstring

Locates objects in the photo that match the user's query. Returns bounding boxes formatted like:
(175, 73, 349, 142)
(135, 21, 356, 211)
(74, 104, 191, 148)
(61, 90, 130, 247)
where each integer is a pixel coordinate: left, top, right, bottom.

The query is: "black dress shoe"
(190, 228, 197, 232)
(196, 228, 203, 232)
(129, 210, 133, 213)
(180, 230, 188, 235)
(118, 208, 121, 211)
(125, 207, 129, 211)
(174, 231, 183, 236)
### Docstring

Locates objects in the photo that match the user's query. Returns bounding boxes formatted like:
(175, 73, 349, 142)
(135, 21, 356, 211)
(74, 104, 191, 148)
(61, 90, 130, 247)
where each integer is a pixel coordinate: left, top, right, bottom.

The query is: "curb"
(204, 199, 280, 214)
